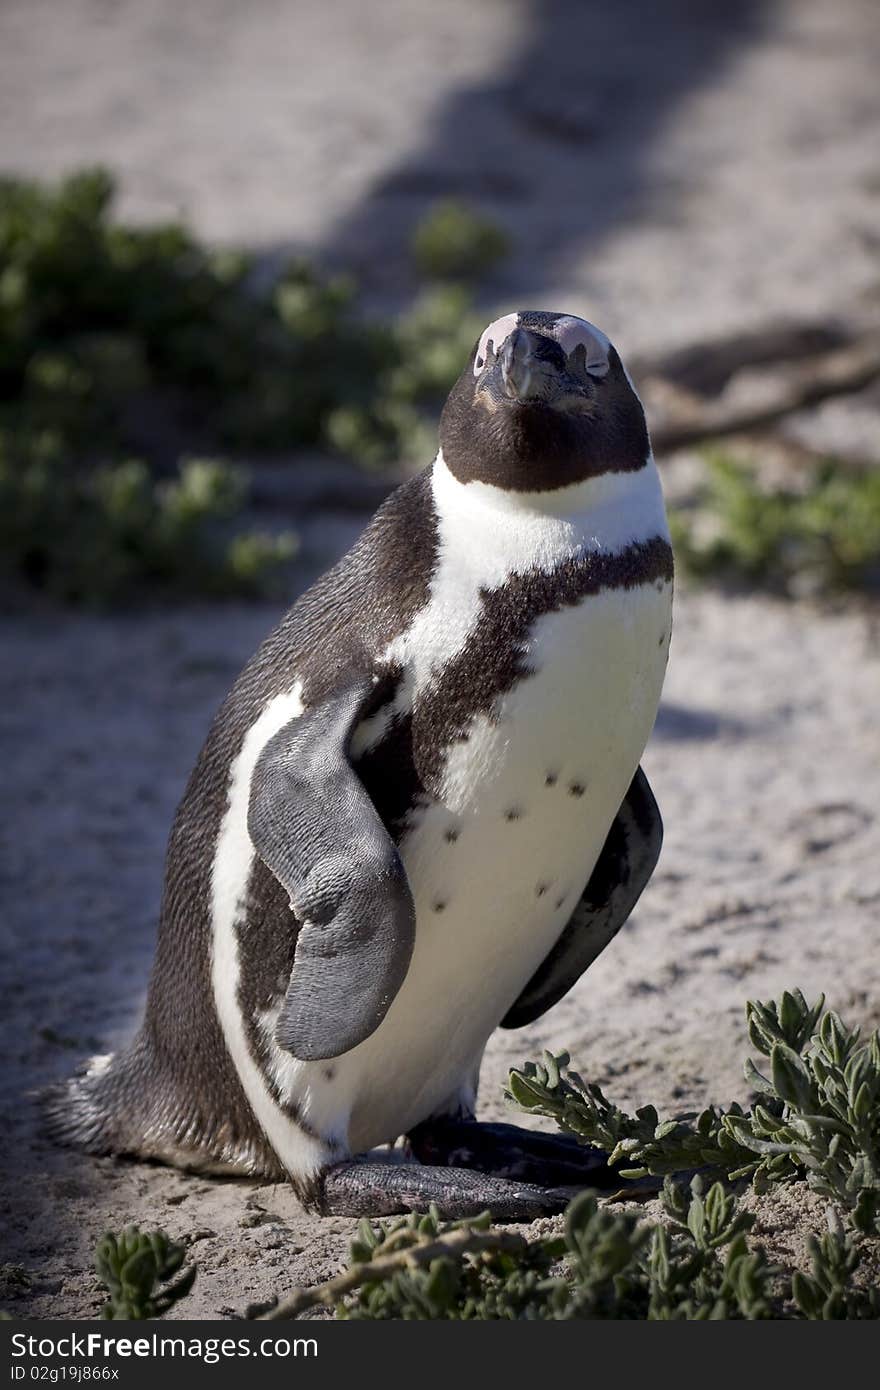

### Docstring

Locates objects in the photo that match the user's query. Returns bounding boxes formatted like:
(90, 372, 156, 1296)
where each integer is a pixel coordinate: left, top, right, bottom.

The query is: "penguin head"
(439, 310, 650, 493)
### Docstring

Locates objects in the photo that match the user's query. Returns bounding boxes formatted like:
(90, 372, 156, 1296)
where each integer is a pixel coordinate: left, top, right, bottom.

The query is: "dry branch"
(631, 321, 851, 399)
(647, 333, 880, 455)
(259, 1225, 528, 1321)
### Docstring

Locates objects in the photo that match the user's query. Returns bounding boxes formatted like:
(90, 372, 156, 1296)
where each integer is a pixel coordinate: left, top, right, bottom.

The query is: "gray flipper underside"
(247, 676, 416, 1061)
(501, 766, 662, 1029)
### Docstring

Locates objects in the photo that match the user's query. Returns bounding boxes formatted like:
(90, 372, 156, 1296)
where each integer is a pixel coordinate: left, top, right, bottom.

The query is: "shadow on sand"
(319, 0, 768, 306)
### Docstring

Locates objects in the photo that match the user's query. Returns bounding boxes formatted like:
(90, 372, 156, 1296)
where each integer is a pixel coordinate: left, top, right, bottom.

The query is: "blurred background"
(1, 0, 879, 1317)
(1, 0, 879, 604)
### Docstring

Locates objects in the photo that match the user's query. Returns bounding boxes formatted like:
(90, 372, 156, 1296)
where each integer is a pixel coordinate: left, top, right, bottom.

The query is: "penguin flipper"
(248, 674, 416, 1061)
(500, 766, 663, 1029)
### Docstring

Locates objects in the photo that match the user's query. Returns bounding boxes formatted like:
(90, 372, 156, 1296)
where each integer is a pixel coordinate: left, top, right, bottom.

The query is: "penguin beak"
(499, 328, 539, 401)
(495, 328, 586, 408)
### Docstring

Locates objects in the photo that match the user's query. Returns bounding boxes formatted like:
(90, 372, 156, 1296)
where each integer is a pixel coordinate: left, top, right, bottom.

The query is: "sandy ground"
(2, 0, 880, 1318)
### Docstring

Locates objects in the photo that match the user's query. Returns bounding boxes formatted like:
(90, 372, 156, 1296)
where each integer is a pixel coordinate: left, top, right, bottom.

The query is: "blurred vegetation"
(324, 285, 482, 469)
(0, 443, 297, 603)
(671, 452, 880, 598)
(411, 199, 510, 282)
(0, 169, 501, 602)
(10, 169, 875, 608)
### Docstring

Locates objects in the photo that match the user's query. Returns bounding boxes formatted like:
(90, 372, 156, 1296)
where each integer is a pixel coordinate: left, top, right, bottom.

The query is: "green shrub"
(0, 168, 383, 453)
(0, 170, 507, 598)
(325, 286, 483, 468)
(412, 200, 510, 282)
(792, 1209, 880, 1319)
(95, 1227, 195, 1320)
(0, 435, 296, 603)
(508, 988, 880, 1236)
(671, 453, 880, 596)
(85, 1182, 880, 1322)
(268, 1176, 875, 1320)
(292, 987, 879, 1321)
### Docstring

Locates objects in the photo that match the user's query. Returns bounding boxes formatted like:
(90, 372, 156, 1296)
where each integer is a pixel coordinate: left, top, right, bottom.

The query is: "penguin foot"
(406, 1118, 617, 1189)
(315, 1159, 574, 1221)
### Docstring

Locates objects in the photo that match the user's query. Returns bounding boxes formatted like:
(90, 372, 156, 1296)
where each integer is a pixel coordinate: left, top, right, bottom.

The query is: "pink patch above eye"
(473, 313, 611, 378)
(473, 313, 520, 376)
(552, 316, 610, 374)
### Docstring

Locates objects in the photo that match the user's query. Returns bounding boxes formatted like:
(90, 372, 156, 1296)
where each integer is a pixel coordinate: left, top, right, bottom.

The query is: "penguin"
(54, 310, 673, 1220)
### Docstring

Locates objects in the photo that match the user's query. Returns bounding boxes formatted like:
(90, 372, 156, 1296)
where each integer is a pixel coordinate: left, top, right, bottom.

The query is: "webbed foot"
(315, 1158, 574, 1221)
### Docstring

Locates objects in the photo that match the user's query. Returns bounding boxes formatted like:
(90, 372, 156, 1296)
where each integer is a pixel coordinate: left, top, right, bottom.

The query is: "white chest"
(337, 579, 671, 1148)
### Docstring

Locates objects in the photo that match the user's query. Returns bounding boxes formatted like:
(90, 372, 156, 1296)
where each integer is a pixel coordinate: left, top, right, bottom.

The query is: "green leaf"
(771, 1042, 814, 1110)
